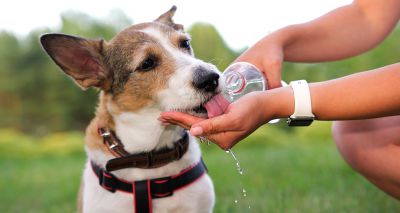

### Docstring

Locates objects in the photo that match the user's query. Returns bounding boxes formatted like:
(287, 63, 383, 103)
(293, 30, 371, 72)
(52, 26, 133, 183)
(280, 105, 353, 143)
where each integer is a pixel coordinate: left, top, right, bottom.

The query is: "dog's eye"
(139, 57, 157, 71)
(179, 39, 191, 50)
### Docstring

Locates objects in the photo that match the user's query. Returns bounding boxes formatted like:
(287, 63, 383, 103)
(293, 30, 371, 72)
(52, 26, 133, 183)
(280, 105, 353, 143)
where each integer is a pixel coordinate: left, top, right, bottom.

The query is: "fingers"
(189, 114, 233, 136)
(264, 60, 282, 89)
(160, 111, 205, 129)
(234, 43, 284, 89)
(160, 112, 237, 150)
(201, 131, 243, 150)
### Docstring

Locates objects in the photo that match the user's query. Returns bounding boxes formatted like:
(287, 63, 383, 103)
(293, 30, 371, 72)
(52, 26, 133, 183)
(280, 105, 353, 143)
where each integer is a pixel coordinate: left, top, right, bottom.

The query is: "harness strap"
(91, 159, 208, 213)
(135, 180, 152, 213)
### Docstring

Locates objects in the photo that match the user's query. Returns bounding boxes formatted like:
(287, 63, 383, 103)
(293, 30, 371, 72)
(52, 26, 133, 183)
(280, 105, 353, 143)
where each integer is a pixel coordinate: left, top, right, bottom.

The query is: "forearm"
(265, 0, 400, 62)
(311, 63, 400, 120)
(264, 63, 400, 121)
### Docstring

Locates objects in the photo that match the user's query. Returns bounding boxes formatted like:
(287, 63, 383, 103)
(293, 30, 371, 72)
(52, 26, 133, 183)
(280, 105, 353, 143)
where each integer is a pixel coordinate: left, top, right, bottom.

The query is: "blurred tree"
(0, 32, 22, 129)
(0, 11, 132, 135)
(189, 23, 240, 71)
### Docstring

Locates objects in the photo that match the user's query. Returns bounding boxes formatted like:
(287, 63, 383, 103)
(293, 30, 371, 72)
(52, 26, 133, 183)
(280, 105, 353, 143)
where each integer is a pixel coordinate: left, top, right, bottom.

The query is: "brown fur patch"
(84, 22, 187, 150)
(85, 93, 116, 153)
(104, 23, 186, 112)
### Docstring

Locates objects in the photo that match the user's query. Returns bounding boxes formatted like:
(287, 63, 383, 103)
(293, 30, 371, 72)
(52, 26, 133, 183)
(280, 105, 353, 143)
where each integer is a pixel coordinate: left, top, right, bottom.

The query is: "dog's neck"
(86, 93, 184, 166)
(111, 107, 183, 153)
(84, 93, 202, 182)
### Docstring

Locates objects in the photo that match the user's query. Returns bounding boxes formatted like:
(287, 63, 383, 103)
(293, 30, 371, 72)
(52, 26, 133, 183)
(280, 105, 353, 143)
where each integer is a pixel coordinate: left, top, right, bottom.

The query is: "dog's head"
(40, 6, 220, 117)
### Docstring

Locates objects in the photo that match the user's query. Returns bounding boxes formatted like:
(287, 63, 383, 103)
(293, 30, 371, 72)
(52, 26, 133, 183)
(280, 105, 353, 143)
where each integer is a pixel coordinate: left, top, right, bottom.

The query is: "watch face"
(286, 117, 314, 126)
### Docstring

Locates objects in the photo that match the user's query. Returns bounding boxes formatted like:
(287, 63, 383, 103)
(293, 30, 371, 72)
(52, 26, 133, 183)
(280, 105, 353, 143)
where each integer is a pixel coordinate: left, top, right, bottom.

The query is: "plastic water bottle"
(222, 62, 283, 123)
(222, 62, 267, 102)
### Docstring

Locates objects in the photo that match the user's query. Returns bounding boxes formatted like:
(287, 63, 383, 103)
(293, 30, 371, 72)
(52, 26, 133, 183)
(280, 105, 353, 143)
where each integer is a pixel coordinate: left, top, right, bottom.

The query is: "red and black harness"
(92, 128, 207, 213)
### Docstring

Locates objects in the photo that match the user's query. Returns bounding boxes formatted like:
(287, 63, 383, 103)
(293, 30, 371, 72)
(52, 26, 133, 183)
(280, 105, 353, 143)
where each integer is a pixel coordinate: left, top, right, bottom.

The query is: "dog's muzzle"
(192, 67, 220, 93)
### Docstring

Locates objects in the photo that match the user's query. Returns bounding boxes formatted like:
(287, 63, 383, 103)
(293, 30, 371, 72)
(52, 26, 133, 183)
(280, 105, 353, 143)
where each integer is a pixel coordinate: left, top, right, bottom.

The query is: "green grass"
(0, 125, 399, 212)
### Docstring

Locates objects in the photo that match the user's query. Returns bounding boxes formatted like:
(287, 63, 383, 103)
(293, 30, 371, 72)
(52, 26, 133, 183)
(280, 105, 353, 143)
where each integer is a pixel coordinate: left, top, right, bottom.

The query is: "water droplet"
(199, 137, 205, 143)
(227, 149, 244, 175)
(225, 148, 251, 209)
(199, 137, 212, 146)
(242, 188, 247, 197)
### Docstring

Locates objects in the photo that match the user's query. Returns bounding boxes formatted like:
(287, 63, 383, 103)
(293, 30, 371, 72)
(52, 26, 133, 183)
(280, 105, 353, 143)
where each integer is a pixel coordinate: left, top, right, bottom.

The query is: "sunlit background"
(1, 0, 352, 49)
(1, 0, 399, 212)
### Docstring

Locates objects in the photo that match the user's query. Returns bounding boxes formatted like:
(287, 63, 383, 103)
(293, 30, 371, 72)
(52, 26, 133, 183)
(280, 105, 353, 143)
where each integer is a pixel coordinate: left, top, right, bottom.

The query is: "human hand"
(160, 91, 276, 150)
(235, 36, 285, 89)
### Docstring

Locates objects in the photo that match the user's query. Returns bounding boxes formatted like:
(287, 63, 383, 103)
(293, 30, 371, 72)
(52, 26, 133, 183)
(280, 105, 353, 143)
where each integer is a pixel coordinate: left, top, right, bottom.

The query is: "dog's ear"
(155, 5, 184, 31)
(40, 33, 110, 90)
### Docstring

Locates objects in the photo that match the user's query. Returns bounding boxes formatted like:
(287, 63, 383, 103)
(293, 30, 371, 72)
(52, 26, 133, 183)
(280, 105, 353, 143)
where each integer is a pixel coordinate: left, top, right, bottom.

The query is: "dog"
(40, 6, 218, 213)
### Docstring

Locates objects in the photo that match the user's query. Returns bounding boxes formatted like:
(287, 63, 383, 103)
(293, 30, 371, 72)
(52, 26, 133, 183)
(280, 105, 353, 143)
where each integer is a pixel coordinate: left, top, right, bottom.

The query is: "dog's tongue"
(204, 94, 231, 118)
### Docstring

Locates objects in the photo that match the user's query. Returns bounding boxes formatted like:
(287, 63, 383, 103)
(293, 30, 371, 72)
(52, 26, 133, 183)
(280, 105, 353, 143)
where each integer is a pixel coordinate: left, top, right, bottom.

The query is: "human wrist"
(272, 25, 304, 61)
(269, 26, 296, 51)
(261, 86, 295, 122)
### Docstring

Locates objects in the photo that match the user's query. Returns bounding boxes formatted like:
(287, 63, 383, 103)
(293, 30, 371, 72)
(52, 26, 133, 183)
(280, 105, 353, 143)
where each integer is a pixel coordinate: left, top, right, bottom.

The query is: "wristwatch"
(286, 80, 315, 126)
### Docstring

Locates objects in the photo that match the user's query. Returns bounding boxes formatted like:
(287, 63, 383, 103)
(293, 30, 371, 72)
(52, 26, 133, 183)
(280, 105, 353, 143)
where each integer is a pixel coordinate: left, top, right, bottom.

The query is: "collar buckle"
(147, 152, 154, 168)
(98, 128, 129, 157)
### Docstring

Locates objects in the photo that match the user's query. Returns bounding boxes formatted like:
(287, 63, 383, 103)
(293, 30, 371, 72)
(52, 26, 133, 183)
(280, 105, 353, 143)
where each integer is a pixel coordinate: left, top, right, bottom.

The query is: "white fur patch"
(140, 27, 220, 112)
(111, 107, 180, 152)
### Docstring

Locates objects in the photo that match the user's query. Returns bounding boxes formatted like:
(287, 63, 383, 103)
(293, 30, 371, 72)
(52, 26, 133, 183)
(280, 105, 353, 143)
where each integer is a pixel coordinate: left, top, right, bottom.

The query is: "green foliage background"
(1, 11, 399, 134)
(0, 10, 399, 212)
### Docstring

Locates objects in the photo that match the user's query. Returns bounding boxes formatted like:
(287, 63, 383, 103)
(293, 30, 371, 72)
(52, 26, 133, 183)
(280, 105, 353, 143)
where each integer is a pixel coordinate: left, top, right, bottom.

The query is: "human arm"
(160, 63, 400, 149)
(240, 0, 400, 88)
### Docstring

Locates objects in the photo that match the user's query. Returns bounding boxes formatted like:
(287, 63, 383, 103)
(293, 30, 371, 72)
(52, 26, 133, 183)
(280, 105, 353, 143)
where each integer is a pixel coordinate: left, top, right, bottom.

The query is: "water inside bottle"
(226, 78, 265, 102)
(222, 62, 265, 103)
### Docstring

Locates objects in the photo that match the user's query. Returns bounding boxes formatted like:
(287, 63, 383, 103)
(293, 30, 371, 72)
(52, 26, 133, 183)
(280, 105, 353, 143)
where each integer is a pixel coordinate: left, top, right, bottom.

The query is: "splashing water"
(242, 188, 247, 197)
(199, 137, 206, 144)
(197, 138, 251, 209)
(199, 137, 211, 146)
(225, 149, 251, 210)
(226, 149, 244, 175)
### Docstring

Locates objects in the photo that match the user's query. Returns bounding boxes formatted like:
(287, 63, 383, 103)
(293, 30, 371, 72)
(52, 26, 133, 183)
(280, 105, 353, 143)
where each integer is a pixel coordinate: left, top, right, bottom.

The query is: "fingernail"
(190, 126, 203, 136)
(160, 122, 170, 126)
(158, 117, 167, 122)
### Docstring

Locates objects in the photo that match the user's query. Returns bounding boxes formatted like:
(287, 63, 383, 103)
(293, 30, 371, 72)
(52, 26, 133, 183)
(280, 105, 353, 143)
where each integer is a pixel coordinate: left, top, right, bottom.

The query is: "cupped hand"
(159, 91, 272, 150)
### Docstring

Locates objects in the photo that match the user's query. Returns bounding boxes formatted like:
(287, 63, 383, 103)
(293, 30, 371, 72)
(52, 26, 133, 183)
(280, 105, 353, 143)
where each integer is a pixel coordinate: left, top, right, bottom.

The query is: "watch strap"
(287, 80, 315, 126)
(290, 80, 314, 117)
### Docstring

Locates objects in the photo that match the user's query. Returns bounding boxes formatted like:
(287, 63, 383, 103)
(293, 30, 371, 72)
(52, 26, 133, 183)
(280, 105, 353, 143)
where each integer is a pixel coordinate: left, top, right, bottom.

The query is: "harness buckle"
(98, 169, 117, 193)
(151, 176, 173, 198)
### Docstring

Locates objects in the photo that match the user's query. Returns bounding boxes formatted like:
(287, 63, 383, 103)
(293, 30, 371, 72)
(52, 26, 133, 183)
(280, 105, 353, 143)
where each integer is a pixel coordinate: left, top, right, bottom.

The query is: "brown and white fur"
(40, 6, 217, 213)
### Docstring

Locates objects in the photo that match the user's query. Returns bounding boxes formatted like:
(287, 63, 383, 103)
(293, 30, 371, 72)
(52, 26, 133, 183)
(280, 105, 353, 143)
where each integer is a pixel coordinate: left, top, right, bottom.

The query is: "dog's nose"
(193, 69, 220, 92)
